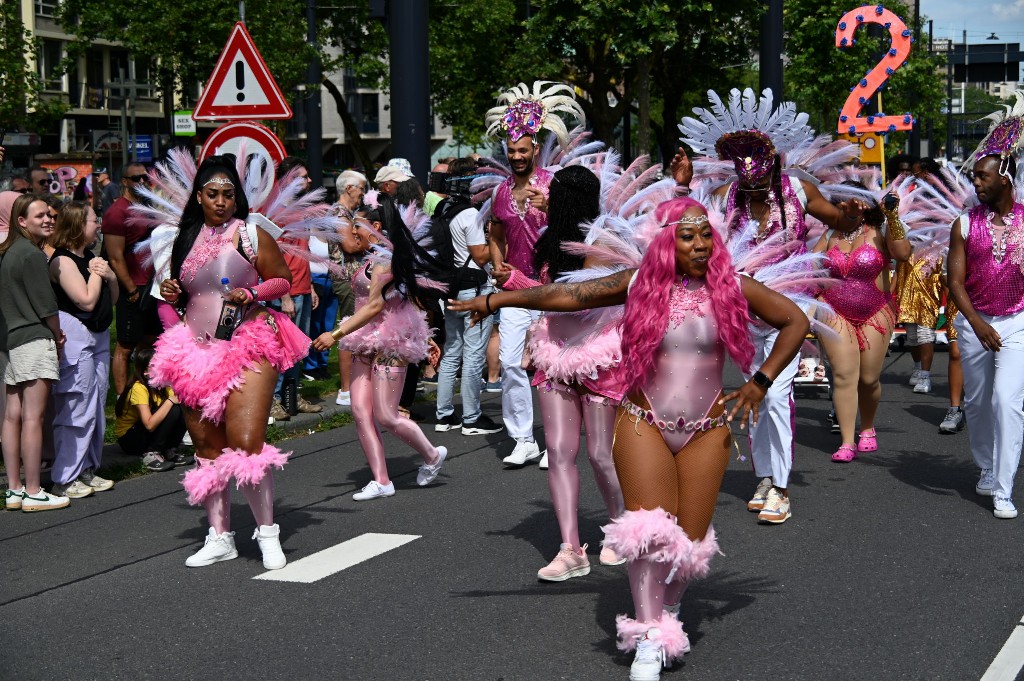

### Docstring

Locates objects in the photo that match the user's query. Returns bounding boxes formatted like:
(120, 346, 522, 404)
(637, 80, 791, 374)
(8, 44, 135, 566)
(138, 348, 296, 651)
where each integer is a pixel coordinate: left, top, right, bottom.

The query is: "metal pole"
(388, 0, 430, 183)
(946, 37, 954, 162)
(306, 0, 323, 185)
(759, 0, 784, 100)
(908, 0, 921, 157)
(238, 1, 245, 23)
(119, 67, 128, 168)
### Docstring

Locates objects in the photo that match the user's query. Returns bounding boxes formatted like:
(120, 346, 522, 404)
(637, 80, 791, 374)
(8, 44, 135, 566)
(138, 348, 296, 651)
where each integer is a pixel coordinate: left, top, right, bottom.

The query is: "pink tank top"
(822, 242, 890, 324)
(636, 279, 724, 452)
(964, 204, 1024, 316)
(180, 220, 258, 340)
(492, 168, 552, 279)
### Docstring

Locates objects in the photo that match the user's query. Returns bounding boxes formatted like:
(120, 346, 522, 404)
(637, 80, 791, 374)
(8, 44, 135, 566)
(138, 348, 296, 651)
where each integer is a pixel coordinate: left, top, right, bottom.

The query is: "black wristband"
(485, 292, 495, 315)
(753, 371, 773, 389)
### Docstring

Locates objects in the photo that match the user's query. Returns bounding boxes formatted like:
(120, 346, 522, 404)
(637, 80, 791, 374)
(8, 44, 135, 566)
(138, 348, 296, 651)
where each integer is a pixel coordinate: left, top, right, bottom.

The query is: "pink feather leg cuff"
(252, 277, 291, 302)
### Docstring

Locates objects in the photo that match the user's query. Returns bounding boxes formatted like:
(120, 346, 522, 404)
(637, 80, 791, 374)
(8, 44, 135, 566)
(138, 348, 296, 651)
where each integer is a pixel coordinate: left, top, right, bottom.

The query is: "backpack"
(432, 198, 489, 297)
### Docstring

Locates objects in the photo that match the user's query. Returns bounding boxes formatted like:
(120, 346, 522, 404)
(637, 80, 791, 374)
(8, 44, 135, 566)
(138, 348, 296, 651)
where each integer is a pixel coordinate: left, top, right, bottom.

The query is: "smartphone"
(883, 194, 898, 211)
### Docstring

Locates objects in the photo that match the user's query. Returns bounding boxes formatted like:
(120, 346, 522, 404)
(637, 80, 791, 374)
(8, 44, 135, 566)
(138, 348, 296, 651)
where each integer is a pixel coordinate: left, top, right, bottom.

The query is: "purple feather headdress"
(964, 90, 1024, 179)
(715, 129, 777, 187)
(484, 81, 586, 149)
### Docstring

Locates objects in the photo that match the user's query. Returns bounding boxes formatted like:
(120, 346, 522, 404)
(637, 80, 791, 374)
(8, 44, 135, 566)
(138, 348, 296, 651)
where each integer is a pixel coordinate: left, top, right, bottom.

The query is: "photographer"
(433, 158, 503, 436)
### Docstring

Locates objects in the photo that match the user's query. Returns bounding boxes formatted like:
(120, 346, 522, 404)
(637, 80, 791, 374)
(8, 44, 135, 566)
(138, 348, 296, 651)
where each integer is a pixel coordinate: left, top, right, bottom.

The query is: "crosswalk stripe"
(981, 616, 1024, 681)
(253, 532, 420, 583)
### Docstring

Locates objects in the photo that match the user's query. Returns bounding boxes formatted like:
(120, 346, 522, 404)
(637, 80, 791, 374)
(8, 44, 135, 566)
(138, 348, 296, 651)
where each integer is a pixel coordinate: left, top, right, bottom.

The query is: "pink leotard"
(964, 204, 1024, 316)
(179, 220, 258, 340)
(623, 279, 726, 452)
(822, 241, 895, 349)
(492, 168, 552, 279)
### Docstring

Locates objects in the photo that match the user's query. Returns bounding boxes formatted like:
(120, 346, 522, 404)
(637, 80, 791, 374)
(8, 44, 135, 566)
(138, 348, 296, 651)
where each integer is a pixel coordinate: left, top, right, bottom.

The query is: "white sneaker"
(185, 528, 238, 567)
(909, 368, 923, 386)
(336, 390, 351, 406)
(976, 469, 995, 496)
(21, 489, 70, 512)
(252, 524, 287, 570)
(993, 496, 1018, 519)
(913, 376, 932, 393)
(538, 450, 548, 470)
(630, 628, 667, 681)
(353, 480, 395, 501)
(52, 480, 94, 499)
(502, 439, 541, 467)
(417, 447, 447, 486)
(181, 431, 193, 446)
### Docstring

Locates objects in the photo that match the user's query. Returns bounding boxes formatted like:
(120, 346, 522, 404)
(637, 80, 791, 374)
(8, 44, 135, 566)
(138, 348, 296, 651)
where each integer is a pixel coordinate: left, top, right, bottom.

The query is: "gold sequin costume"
(894, 255, 942, 328)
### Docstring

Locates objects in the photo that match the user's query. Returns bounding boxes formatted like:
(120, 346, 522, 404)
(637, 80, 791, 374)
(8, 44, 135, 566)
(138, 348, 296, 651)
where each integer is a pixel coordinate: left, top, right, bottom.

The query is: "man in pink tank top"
(949, 116, 1024, 520)
(483, 82, 584, 468)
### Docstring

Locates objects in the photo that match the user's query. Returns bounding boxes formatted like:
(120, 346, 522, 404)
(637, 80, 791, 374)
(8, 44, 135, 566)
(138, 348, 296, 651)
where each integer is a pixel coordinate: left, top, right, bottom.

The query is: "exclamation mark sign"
(235, 60, 246, 102)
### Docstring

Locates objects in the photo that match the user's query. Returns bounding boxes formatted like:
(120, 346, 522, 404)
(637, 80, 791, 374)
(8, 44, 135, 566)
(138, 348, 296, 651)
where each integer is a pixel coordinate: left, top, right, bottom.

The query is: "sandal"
(831, 444, 857, 463)
(857, 429, 878, 452)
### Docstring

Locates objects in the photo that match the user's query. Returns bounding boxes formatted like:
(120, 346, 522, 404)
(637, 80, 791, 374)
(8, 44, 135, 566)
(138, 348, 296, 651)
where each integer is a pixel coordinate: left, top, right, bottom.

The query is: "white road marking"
(981, 615, 1024, 681)
(253, 532, 420, 583)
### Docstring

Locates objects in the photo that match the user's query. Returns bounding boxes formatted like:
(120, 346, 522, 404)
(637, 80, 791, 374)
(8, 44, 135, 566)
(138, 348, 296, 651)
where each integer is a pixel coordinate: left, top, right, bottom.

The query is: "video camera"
(427, 170, 475, 198)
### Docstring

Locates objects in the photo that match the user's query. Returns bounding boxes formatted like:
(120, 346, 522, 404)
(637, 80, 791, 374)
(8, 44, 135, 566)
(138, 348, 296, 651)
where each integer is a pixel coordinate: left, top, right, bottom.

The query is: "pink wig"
(619, 197, 753, 394)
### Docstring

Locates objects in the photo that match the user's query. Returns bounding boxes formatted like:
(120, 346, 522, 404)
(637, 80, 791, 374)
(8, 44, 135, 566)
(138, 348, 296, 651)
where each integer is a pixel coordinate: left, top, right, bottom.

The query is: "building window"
(34, 0, 58, 17)
(37, 39, 64, 91)
(359, 93, 379, 133)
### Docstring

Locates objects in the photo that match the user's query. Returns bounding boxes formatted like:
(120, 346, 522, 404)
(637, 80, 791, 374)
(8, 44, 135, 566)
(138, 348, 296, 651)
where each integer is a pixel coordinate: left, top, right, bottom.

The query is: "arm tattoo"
(515, 269, 632, 310)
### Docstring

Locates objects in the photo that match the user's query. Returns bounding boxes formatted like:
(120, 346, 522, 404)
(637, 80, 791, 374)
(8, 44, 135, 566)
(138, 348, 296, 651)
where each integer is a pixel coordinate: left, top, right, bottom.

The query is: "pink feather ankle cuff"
(216, 443, 290, 487)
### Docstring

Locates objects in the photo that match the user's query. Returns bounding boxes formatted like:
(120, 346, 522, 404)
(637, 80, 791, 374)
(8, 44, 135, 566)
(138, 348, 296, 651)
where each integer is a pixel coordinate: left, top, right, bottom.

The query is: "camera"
(444, 174, 474, 198)
(428, 171, 450, 193)
(214, 300, 243, 341)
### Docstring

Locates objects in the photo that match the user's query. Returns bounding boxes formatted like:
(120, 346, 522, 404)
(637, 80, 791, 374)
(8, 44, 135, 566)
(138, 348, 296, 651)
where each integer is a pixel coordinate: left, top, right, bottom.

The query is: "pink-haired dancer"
(451, 197, 807, 681)
(312, 196, 448, 501)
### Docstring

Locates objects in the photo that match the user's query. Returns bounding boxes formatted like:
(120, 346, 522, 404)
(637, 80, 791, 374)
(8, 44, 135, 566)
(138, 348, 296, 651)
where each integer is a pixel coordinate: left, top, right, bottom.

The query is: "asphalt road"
(2, 347, 1022, 681)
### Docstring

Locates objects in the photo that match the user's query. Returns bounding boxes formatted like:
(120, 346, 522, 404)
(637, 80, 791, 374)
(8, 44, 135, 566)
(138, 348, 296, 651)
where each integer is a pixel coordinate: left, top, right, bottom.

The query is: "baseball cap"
(374, 166, 411, 184)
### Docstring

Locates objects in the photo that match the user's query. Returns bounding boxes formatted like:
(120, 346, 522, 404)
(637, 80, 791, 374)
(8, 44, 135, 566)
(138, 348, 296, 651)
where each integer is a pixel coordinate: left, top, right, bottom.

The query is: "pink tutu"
(339, 299, 430, 363)
(528, 315, 623, 398)
(149, 311, 309, 423)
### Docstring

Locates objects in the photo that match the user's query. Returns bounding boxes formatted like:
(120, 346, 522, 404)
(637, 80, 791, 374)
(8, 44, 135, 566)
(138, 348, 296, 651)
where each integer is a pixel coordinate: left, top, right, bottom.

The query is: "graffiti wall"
(39, 161, 94, 201)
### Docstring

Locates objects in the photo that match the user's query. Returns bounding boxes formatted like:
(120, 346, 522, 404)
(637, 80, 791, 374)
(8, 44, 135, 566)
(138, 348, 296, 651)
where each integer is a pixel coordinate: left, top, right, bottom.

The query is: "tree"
(0, 2, 67, 132)
(784, 0, 947, 152)
(56, 0, 328, 135)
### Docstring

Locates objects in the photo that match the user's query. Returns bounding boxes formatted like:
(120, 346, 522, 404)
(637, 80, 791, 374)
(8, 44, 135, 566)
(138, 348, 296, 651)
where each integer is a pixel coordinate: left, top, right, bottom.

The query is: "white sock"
(913, 362, 922, 370)
(919, 370, 930, 378)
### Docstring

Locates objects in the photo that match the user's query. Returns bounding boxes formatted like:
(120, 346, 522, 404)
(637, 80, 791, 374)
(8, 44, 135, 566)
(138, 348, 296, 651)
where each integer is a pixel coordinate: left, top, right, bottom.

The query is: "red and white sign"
(193, 22, 293, 121)
(200, 121, 286, 204)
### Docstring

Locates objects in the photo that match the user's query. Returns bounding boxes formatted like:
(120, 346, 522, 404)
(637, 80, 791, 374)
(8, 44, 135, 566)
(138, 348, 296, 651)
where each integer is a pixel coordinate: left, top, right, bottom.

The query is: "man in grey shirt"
(434, 158, 503, 436)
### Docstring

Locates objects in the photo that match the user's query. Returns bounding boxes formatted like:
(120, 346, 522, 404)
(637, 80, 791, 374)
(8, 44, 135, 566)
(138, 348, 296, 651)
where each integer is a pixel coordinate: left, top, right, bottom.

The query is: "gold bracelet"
(331, 327, 346, 341)
(886, 215, 908, 240)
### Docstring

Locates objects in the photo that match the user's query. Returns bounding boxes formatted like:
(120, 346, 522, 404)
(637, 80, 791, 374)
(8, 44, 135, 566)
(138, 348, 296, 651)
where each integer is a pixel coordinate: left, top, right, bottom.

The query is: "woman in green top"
(1, 194, 67, 512)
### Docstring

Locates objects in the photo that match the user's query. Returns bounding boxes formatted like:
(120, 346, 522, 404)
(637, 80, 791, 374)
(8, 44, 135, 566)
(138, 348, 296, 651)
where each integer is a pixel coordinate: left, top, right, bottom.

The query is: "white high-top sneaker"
(253, 524, 287, 570)
(630, 628, 667, 681)
(185, 528, 238, 567)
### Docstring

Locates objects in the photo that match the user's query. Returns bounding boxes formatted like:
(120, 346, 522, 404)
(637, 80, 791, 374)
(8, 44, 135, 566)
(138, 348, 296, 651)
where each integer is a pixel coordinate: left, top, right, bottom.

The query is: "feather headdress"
(963, 89, 1024, 182)
(484, 81, 586, 149)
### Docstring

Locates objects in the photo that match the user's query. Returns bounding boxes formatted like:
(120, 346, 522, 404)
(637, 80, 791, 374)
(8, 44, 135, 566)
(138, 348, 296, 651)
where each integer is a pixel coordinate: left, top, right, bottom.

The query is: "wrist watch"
(753, 371, 774, 389)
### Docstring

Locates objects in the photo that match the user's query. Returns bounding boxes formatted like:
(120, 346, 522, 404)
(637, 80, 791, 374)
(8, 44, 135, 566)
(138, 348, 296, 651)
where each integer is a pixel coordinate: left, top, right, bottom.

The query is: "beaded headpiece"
(484, 81, 585, 149)
(203, 176, 234, 188)
(964, 90, 1024, 179)
(667, 214, 709, 227)
(678, 88, 812, 187)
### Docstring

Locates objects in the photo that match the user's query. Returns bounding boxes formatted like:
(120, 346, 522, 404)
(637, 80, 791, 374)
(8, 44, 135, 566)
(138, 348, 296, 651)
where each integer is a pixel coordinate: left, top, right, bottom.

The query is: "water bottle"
(214, 277, 242, 341)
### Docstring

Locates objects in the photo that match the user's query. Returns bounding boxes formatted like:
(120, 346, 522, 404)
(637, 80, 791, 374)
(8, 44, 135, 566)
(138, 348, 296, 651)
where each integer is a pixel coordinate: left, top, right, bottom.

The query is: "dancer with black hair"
(312, 195, 449, 501)
(150, 155, 308, 569)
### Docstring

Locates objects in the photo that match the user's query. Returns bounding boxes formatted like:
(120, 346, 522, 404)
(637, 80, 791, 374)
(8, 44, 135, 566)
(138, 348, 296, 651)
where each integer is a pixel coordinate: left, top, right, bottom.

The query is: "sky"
(923, 0, 1024, 44)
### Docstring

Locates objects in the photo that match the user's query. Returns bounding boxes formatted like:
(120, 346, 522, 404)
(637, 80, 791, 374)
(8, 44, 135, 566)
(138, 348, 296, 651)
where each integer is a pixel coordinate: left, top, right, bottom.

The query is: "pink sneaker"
(537, 543, 591, 582)
(599, 546, 626, 566)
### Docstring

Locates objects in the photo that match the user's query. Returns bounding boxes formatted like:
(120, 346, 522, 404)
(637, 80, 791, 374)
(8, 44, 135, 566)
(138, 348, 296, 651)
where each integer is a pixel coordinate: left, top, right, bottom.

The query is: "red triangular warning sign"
(193, 22, 293, 121)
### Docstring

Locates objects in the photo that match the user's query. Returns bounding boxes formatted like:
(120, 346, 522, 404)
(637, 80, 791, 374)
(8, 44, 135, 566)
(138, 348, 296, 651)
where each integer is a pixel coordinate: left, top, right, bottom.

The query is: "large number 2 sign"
(835, 5, 914, 135)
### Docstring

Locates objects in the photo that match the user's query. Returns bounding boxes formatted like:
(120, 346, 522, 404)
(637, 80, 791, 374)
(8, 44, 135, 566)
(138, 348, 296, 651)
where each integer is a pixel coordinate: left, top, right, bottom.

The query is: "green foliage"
(0, 3, 67, 131)
(55, 0, 327, 106)
(784, 0, 946, 150)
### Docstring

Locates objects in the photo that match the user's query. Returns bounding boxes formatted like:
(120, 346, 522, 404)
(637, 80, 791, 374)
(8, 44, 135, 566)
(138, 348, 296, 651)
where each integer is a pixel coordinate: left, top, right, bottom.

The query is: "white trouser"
(956, 310, 1024, 500)
(745, 324, 799, 489)
(499, 306, 540, 440)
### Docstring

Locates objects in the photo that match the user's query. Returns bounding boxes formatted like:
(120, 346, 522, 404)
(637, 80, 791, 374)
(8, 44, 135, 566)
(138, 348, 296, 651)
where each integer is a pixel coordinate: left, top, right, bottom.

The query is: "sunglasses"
(125, 174, 149, 183)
